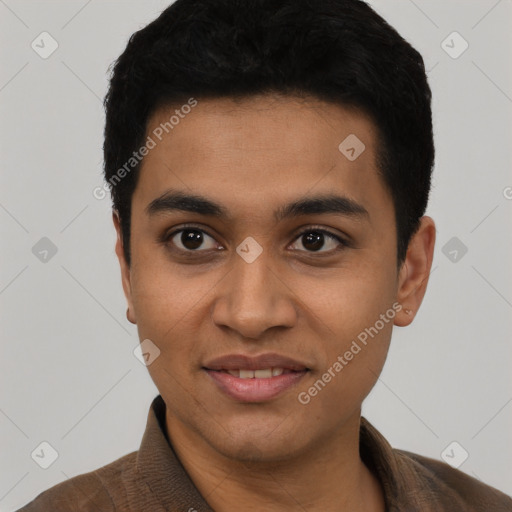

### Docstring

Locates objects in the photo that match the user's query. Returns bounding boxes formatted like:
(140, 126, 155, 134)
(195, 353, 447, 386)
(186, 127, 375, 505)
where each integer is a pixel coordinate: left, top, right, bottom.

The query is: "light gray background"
(1, 0, 511, 509)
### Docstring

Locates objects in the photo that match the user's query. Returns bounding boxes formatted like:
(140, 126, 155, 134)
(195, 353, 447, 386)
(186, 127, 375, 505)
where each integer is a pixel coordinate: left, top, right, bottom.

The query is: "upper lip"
(203, 353, 310, 371)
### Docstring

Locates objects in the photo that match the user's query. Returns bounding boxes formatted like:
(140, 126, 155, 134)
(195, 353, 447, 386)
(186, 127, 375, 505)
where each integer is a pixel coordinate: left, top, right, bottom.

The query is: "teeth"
(225, 368, 286, 378)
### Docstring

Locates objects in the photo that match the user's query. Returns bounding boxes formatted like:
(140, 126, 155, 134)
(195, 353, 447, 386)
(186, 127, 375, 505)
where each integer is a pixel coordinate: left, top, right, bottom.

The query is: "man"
(18, 0, 512, 510)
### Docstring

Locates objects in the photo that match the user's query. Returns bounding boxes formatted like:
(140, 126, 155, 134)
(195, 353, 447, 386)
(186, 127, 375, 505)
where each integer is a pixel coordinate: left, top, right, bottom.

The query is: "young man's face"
(114, 94, 433, 462)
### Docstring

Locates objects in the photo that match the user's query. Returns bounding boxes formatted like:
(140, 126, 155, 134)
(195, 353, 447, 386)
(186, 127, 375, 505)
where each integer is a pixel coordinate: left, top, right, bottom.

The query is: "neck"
(165, 409, 385, 512)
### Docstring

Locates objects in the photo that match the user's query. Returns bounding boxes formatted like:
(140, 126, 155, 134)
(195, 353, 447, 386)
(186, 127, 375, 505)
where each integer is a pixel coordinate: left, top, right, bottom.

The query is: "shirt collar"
(136, 395, 426, 511)
(136, 395, 215, 511)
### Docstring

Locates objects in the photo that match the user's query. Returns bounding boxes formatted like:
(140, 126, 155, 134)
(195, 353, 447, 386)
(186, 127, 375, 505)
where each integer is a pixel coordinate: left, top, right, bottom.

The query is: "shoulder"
(394, 448, 512, 511)
(16, 451, 139, 512)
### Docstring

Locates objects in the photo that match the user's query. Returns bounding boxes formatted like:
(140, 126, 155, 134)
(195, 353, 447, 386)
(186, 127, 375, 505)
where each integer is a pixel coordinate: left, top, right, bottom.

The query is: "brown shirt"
(17, 395, 512, 511)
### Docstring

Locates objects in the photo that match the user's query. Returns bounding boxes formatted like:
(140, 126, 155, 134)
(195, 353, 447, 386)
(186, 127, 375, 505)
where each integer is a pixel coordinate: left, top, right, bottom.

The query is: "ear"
(394, 216, 436, 327)
(113, 210, 136, 324)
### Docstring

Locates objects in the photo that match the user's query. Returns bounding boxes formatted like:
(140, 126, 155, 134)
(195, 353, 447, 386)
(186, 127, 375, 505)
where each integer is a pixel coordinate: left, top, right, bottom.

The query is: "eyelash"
(161, 223, 350, 257)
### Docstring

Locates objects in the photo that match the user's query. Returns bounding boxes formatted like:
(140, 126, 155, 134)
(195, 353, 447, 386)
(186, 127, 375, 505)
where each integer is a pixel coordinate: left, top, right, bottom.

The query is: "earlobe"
(112, 210, 137, 325)
(394, 216, 436, 327)
(126, 307, 136, 324)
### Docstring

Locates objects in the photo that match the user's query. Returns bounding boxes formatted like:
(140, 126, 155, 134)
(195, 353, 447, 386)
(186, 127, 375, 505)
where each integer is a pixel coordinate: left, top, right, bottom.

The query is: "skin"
(113, 93, 436, 511)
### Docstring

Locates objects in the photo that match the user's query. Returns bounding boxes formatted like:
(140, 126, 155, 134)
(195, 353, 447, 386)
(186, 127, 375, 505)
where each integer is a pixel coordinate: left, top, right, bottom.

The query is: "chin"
(206, 422, 307, 464)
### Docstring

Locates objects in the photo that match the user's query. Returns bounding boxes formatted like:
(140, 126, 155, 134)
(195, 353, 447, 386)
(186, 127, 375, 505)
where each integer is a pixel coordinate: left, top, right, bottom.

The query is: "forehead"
(133, 94, 391, 224)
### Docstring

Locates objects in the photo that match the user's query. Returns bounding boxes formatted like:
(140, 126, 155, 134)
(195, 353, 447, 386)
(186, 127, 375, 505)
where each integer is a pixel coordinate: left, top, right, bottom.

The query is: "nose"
(210, 248, 298, 340)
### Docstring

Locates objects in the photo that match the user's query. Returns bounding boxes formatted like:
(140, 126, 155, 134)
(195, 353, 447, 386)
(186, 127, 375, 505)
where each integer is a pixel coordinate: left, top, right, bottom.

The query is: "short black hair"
(103, 0, 434, 268)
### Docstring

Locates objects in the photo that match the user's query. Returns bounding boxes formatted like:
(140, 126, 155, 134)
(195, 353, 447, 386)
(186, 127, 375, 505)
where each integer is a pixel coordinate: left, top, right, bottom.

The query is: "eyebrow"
(145, 189, 369, 222)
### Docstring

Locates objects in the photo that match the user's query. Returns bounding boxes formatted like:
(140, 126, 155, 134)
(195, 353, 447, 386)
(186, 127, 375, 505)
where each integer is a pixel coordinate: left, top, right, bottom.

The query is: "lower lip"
(204, 369, 308, 402)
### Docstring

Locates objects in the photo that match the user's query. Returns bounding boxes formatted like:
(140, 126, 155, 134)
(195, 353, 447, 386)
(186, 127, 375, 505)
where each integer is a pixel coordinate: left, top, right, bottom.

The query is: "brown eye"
(290, 229, 347, 253)
(168, 228, 219, 252)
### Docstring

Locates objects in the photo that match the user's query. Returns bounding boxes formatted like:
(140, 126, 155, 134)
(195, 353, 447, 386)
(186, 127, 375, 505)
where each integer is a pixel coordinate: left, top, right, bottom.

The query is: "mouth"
(202, 353, 311, 402)
(210, 367, 301, 378)
(203, 352, 310, 372)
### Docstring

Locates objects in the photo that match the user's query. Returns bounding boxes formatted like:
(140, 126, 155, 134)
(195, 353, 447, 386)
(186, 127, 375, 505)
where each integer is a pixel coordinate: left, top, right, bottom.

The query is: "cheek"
(299, 262, 396, 390)
(129, 257, 187, 340)
(129, 267, 205, 393)
(298, 255, 397, 333)
(129, 255, 221, 359)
